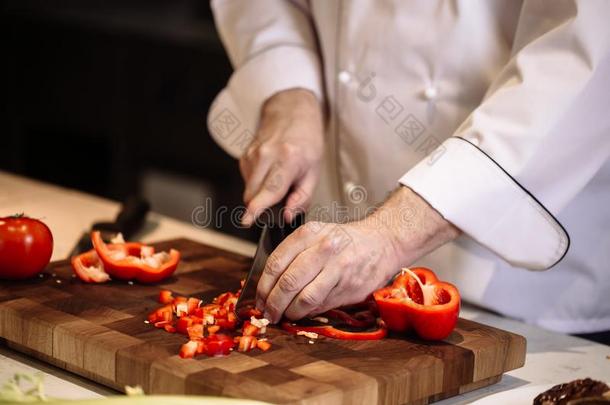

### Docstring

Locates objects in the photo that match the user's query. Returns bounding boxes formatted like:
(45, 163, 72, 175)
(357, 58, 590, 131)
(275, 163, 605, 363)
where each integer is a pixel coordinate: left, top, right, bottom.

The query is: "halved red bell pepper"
(373, 267, 460, 340)
(91, 231, 180, 283)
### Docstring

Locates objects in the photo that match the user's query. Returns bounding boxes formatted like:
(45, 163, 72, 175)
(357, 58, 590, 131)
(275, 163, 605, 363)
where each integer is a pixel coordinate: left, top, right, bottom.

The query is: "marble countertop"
(1, 170, 608, 404)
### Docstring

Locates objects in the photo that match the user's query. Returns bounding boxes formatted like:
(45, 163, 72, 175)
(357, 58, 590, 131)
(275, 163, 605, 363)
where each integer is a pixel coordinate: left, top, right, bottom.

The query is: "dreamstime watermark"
(345, 183, 368, 204)
(191, 198, 417, 232)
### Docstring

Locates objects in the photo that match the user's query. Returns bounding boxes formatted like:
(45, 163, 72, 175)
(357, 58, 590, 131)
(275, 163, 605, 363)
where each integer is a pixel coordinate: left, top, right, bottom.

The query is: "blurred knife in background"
(68, 196, 150, 258)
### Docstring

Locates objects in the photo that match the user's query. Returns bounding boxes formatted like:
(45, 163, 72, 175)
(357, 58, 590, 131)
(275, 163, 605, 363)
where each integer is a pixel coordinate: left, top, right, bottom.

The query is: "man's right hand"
(240, 88, 324, 226)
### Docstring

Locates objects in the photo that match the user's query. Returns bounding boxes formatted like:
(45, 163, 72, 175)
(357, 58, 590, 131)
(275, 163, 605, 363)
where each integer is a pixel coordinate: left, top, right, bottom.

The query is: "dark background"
(1, 0, 255, 241)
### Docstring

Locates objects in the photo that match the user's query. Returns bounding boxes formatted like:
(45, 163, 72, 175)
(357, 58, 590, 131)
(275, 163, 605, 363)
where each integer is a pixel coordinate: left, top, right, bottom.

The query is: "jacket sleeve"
(399, 0, 610, 270)
(207, 0, 324, 158)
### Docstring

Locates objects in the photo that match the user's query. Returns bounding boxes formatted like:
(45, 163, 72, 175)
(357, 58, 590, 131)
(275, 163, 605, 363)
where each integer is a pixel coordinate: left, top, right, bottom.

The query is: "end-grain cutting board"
(0, 238, 526, 404)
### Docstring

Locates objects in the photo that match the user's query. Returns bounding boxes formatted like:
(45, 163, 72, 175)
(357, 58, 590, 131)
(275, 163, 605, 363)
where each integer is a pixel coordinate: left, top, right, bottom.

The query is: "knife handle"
(265, 200, 304, 239)
(114, 196, 150, 238)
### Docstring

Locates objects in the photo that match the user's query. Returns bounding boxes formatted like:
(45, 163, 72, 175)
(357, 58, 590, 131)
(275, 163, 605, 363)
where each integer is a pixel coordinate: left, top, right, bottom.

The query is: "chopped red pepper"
(206, 334, 235, 356)
(187, 324, 204, 340)
(197, 341, 207, 355)
(175, 317, 193, 335)
(147, 283, 272, 358)
(241, 321, 260, 337)
(282, 319, 387, 340)
(158, 290, 174, 304)
(179, 340, 198, 359)
(215, 318, 236, 330)
(237, 335, 258, 352)
(257, 340, 271, 352)
(373, 267, 460, 340)
(91, 231, 180, 283)
(323, 309, 376, 328)
(154, 320, 171, 328)
(148, 304, 173, 323)
(187, 297, 201, 314)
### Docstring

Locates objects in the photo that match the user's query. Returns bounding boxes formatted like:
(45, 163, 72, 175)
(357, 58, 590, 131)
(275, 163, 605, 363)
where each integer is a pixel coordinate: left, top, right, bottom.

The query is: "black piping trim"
(452, 136, 571, 269)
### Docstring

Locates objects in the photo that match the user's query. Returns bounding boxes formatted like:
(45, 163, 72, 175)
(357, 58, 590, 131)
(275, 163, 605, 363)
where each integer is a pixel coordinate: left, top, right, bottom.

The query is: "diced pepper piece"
(179, 340, 198, 359)
(206, 334, 235, 356)
(215, 318, 237, 331)
(187, 297, 201, 315)
(176, 317, 194, 335)
(237, 336, 258, 352)
(187, 324, 204, 340)
(154, 320, 171, 328)
(196, 340, 207, 354)
(159, 290, 174, 305)
(242, 321, 260, 337)
(257, 340, 272, 352)
(282, 320, 387, 340)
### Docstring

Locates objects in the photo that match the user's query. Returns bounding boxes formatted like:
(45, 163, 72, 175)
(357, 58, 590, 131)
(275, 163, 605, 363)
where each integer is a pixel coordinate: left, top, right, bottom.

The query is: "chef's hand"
(256, 186, 461, 323)
(240, 88, 324, 226)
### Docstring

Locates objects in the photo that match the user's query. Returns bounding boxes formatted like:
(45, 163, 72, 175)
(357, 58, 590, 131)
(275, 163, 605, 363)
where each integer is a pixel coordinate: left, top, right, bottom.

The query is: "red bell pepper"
(158, 290, 174, 304)
(179, 340, 198, 359)
(71, 249, 111, 283)
(91, 231, 180, 283)
(373, 267, 460, 340)
(237, 335, 258, 352)
(241, 321, 260, 337)
(257, 340, 271, 352)
(282, 319, 387, 340)
(187, 324, 204, 340)
(175, 317, 193, 335)
(205, 334, 235, 356)
(147, 283, 274, 359)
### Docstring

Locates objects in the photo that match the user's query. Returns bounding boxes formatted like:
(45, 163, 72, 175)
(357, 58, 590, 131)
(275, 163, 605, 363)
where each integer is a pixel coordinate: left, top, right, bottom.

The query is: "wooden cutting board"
(0, 238, 526, 404)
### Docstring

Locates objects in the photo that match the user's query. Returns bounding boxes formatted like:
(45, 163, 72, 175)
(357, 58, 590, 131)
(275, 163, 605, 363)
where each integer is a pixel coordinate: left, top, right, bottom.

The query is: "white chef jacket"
(207, 0, 610, 334)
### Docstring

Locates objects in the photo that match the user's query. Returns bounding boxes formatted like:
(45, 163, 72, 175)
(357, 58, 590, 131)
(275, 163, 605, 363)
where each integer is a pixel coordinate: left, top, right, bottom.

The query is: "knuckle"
(301, 221, 321, 236)
(337, 255, 354, 268)
(280, 143, 297, 157)
(343, 276, 359, 291)
(244, 144, 258, 159)
(319, 237, 335, 253)
(264, 255, 282, 277)
(258, 144, 273, 157)
(278, 271, 300, 293)
(264, 300, 281, 318)
(297, 289, 320, 308)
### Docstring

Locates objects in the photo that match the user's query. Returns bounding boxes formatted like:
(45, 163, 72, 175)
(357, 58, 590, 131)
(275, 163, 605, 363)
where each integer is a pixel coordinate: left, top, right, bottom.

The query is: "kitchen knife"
(235, 202, 303, 320)
(68, 196, 150, 258)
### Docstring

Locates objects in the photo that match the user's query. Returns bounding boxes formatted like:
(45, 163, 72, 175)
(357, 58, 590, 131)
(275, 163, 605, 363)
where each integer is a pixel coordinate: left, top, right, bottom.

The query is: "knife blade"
(68, 196, 150, 258)
(235, 202, 303, 320)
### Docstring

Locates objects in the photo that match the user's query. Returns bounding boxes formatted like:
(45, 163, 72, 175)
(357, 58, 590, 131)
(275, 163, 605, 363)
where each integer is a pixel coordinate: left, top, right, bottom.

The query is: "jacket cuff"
(207, 45, 324, 158)
(399, 137, 569, 270)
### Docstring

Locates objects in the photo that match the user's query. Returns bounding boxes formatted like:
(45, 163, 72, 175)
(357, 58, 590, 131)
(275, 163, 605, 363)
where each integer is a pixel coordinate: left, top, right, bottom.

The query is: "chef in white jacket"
(207, 0, 610, 339)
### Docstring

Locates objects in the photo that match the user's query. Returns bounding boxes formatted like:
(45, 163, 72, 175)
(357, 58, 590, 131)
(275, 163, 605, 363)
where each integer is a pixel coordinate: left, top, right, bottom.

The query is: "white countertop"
(1, 170, 608, 404)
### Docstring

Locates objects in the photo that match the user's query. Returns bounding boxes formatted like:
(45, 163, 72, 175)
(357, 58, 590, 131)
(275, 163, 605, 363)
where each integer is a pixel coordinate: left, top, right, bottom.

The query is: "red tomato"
(0, 215, 53, 279)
